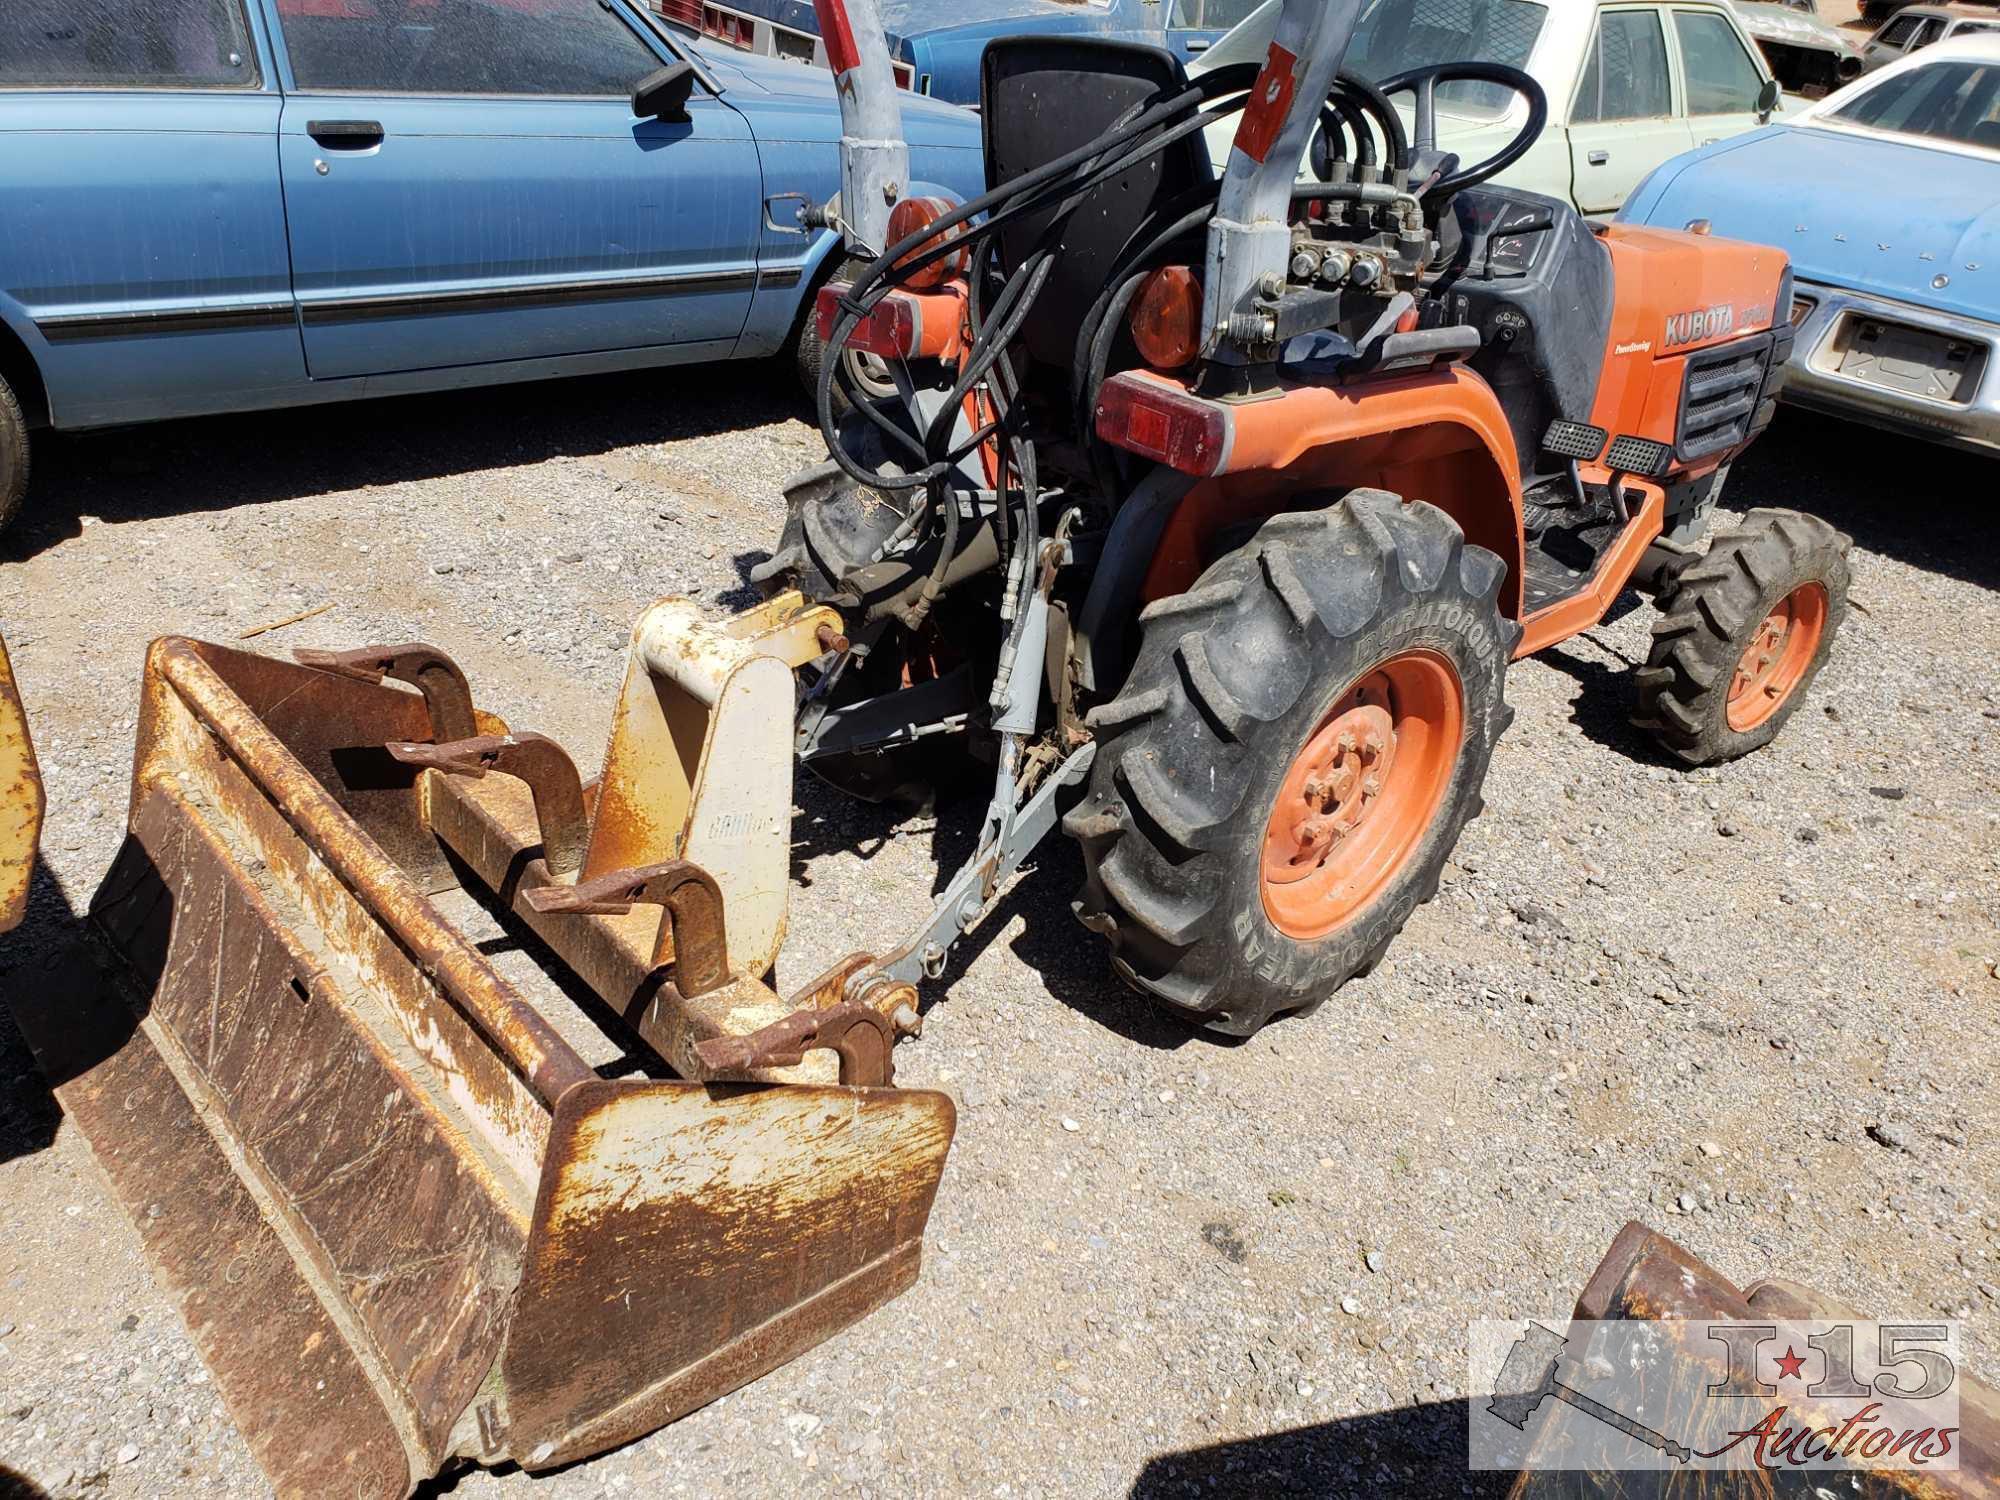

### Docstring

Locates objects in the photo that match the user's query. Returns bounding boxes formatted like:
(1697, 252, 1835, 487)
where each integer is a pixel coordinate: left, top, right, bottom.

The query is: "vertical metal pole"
(1200, 0, 1364, 361)
(812, 0, 911, 258)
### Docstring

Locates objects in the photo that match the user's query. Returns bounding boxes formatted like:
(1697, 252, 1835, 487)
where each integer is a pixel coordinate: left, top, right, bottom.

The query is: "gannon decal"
(1664, 304, 1735, 348)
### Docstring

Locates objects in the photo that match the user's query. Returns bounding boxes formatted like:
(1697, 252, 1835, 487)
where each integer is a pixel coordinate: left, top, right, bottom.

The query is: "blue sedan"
(1621, 36, 2000, 454)
(0, 0, 986, 533)
(657, 0, 1260, 106)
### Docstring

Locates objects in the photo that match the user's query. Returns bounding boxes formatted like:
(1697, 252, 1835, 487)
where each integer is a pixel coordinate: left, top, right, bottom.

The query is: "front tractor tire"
(1066, 490, 1519, 1038)
(1635, 508, 1851, 766)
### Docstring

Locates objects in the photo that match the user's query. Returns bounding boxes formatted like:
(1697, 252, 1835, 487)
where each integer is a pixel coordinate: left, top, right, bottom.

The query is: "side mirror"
(634, 62, 696, 124)
(1755, 76, 1781, 121)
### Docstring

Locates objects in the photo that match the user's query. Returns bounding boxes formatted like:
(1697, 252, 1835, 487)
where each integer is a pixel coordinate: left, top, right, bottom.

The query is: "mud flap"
(14, 637, 953, 1498)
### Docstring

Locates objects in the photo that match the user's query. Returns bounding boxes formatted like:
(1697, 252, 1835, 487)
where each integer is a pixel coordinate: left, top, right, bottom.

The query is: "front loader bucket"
(0, 631, 42, 933)
(14, 635, 954, 1498)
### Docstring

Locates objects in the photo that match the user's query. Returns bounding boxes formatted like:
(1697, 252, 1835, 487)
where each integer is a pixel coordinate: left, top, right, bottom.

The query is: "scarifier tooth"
(1258, 546, 1317, 629)
(1085, 686, 1169, 733)
(1140, 581, 1243, 625)
(1117, 748, 1205, 856)
(1175, 634, 1252, 743)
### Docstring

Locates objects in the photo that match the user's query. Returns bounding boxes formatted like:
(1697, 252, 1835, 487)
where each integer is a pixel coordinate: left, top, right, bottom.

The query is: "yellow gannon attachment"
(13, 594, 953, 1500)
(0, 631, 42, 934)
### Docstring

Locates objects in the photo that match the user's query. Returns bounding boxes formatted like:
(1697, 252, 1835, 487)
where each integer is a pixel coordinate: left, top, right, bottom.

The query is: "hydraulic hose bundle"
(814, 66, 1412, 655)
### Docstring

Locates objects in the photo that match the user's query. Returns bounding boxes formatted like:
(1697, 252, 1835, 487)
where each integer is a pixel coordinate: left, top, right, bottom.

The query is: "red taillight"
(1128, 266, 1202, 370)
(1095, 373, 1231, 476)
(815, 283, 918, 359)
(886, 196, 968, 290)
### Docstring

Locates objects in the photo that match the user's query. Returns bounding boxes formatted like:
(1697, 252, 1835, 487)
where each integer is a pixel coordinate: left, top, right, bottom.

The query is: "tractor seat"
(980, 36, 1215, 378)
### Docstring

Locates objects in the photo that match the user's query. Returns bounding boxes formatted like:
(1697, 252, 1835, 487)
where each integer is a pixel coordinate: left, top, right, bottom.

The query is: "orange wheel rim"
(1260, 651, 1465, 942)
(1727, 583, 1828, 733)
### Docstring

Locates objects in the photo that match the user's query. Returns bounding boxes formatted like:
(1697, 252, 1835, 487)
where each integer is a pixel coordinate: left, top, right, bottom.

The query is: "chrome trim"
(1782, 279, 2000, 452)
(36, 301, 296, 342)
(298, 268, 758, 325)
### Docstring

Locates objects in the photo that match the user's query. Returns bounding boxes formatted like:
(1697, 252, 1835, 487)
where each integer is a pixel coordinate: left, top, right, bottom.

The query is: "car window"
(1878, 14, 1922, 44)
(1674, 9, 1764, 112)
(1909, 16, 1944, 46)
(1342, 0, 1551, 117)
(1573, 9, 1673, 122)
(0, 0, 257, 88)
(1168, 0, 1268, 25)
(1829, 57, 2000, 146)
(1955, 21, 2000, 34)
(278, 0, 662, 95)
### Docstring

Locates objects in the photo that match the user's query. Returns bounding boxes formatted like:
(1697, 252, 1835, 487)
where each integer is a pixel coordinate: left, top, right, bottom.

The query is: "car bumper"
(1780, 280, 2000, 454)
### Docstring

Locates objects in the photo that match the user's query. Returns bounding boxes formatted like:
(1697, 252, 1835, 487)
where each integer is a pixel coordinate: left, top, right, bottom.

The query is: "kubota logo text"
(1664, 304, 1735, 348)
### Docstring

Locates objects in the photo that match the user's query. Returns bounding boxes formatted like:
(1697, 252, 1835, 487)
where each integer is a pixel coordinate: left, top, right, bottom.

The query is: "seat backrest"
(980, 36, 1212, 373)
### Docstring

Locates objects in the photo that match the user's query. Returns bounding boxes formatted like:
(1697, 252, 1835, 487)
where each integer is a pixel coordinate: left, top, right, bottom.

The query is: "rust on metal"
(524, 858, 731, 998)
(497, 1075, 955, 1471)
(422, 770, 828, 1083)
(388, 732, 589, 878)
(0, 632, 42, 934)
(295, 642, 479, 744)
(1512, 1222, 2000, 1496)
(694, 1001, 898, 1086)
(17, 632, 961, 1499)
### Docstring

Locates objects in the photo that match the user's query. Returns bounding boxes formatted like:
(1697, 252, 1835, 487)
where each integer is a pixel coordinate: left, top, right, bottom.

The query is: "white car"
(1195, 0, 1785, 213)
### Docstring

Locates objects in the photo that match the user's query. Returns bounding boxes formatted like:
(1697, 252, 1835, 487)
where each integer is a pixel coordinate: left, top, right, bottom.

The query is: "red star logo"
(1774, 1346, 1807, 1381)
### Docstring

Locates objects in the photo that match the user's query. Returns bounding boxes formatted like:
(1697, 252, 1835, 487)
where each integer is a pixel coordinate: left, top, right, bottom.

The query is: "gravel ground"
(0, 360, 1995, 1500)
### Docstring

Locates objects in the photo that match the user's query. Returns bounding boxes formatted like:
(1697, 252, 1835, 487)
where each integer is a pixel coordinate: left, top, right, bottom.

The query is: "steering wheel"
(1374, 62, 1548, 203)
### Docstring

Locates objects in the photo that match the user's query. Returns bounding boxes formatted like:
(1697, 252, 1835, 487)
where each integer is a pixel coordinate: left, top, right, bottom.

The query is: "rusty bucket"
(0, 631, 41, 933)
(15, 635, 954, 1498)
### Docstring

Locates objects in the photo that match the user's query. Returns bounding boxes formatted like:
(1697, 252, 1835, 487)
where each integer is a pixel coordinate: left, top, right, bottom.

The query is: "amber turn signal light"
(1129, 266, 1203, 371)
(887, 195, 968, 290)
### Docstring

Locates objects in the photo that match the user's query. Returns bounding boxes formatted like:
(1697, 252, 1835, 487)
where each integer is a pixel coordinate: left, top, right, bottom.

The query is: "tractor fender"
(1138, 366, 1527, 621)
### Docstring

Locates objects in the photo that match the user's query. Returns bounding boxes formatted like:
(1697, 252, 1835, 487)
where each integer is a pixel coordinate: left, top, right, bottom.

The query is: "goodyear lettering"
(1663, 304, 1735, 349)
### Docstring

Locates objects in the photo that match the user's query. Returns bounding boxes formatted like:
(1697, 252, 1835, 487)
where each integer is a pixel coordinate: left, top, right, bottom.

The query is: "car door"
(1863, 11, 1925, 70)
(1568, 7, 1693, 214)
(1670, 6, 1773, 148)
(266, 0, 762, 381)
(0, 0, 298, 429)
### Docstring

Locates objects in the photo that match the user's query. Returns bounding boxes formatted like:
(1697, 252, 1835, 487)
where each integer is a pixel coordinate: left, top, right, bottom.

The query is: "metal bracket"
(524, 859, 732, 999)
(858, 742, 1096, 993)
(295, 642, 478, 744)
(386, 733, 589, 879)
(694, 1002, 897, 1088)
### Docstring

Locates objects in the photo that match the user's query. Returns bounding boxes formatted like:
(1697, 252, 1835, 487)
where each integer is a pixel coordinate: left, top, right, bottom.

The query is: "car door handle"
(307, 119, 385, 149)
(1587, 149, 1609, 165)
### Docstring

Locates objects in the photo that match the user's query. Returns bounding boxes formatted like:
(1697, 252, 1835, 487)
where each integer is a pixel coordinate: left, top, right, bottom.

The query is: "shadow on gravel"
(0, 1465, 53, 1500)
(0, 861, 85, 1168)
(5, 359, 804, 564)
(1729, 410, 1999, 595)
(1130, 1397, 1510, 1499)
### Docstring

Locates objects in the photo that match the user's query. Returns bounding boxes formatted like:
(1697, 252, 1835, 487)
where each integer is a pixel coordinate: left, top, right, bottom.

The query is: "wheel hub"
(1259, 652, 1466, 943)
(1726, 583, 1829, 733)
(1269, 704, 1397, 879)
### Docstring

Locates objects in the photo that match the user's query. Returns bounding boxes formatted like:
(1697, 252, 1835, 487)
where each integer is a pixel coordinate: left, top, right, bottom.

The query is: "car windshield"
(1341, 0, 1551, 118)
(1828, 57, 2000, 149)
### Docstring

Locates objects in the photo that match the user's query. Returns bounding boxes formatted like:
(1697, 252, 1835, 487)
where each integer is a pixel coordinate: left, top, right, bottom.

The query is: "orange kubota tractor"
(18, 2, 1848, 1495)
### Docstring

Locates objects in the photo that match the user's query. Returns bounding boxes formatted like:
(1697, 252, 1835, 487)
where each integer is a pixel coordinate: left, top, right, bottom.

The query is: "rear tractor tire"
(1634, 508, 1850, 766)
(1066, 490, 1519, 1037)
